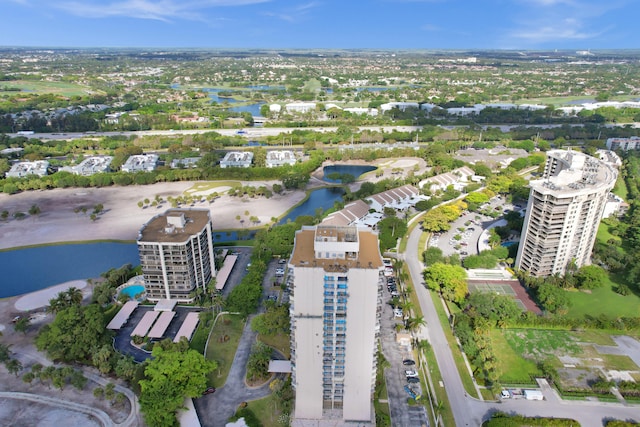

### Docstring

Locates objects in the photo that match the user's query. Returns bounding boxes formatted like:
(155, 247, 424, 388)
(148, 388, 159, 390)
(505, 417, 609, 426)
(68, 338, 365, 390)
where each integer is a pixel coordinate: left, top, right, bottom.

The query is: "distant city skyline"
(1, 0, 637, 50)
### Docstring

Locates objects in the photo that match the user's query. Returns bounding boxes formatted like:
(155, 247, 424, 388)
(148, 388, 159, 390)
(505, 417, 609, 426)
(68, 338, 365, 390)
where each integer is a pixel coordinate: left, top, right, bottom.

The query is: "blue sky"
(0, 0, 636, 49)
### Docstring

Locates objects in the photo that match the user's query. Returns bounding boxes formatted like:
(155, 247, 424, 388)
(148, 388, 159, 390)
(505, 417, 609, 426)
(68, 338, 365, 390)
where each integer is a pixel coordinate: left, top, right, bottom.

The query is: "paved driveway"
(194, 253, 287, 427)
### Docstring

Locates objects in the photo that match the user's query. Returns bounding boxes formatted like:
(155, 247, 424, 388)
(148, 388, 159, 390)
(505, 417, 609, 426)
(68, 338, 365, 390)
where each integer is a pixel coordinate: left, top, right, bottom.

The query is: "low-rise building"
(220, 151, 253, 168)
(6, 160, 49, 178)
(121, 154, 159, 173)
(606, 136, 640, 152)
(171, 157, 200, 169)
(265, 150, 297, 168)
(419, 166, 476, 193)
(285, 102, 316, 113)
(59, 156, 113, 176)
(366, 184, 421, 212)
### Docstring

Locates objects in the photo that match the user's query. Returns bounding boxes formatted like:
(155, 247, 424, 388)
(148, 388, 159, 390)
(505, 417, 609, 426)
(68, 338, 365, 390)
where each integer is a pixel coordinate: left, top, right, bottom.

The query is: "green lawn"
(596, 222, 622, 247)
(236, 394, 286, 427)
(503, 329, 581, 358)
(612, 174, 629, 200)
(205, 313, 246, 388)
(491, 329, 541, 384)
(565, 275, 640, 319)
(10, 80, 92, 97)
(258, 332, 291, 359)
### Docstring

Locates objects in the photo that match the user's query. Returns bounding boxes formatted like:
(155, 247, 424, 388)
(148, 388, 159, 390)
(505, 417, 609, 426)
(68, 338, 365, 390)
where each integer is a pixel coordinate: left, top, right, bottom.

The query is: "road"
(12, 122, 639, 142)
(403, 225, 640, 427)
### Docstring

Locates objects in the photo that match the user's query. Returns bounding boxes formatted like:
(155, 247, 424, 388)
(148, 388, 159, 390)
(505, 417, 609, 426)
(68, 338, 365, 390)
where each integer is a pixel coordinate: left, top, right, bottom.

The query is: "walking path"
(194, 258, 286, 427)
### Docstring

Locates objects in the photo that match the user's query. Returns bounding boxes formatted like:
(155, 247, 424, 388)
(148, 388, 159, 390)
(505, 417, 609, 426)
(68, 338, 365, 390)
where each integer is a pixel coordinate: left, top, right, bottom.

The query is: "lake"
(0, 187, 346, 297)
(0, 242, 139, 298)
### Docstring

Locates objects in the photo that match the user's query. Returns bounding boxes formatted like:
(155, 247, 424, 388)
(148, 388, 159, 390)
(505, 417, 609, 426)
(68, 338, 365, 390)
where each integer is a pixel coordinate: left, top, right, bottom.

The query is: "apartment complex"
(515, 150, 617, 277)
(289, 225, 384, 425)
(605, 136, 640, 151)
(137, 209, 215, 302)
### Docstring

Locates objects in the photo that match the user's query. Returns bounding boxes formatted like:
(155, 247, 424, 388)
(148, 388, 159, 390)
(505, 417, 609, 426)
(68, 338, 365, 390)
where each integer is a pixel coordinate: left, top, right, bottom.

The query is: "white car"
(405, 370, 419, 378)
(393, 308, 403, 318)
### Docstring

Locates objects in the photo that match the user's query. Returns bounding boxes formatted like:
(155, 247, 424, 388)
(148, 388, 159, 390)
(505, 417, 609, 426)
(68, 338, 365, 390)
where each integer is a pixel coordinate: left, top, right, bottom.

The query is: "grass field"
(503, 329, 581, 359)
(9, 80, 92, 97)
(516, 94, 637, 106)
(258, 331, 291, 359)
(565, 274, 640, 319)
(491, 329, 541, 384)
(205, 313, 246, 388)
(612, 174, 629, 200)
(596, 222, 622, 247)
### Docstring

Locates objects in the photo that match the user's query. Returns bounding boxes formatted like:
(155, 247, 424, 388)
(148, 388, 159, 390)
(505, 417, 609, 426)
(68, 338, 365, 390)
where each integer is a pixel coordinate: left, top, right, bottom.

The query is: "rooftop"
(138, 209, 211, 243)
(290, 226, 383, 271)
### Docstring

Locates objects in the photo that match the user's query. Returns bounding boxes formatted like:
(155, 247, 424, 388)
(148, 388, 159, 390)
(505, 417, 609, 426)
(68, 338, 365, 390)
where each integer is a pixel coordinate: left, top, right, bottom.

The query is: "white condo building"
(137, 209, 215, 302)
(515, 150, 618, 277)
(289, 225, 384, 425)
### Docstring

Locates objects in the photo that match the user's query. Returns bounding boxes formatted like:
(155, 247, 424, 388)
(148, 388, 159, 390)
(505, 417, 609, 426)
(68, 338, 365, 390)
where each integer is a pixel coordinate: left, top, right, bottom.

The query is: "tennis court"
(468, 279, 540, 313)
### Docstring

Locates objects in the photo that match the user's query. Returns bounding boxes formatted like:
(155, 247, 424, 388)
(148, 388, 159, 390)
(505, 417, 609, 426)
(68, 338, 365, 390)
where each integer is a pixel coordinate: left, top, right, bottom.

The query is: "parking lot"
(379, 266, 430, 427)
(430, 196, 519, 259)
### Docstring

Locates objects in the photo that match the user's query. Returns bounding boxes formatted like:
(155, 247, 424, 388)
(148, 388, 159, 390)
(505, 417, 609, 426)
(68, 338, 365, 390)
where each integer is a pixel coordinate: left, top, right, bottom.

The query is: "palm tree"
(65, 287, 83, 305)
(406, 316, 427, 334)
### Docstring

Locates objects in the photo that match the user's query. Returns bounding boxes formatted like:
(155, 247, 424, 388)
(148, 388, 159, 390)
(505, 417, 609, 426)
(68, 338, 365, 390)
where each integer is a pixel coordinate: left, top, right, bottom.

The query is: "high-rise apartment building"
(515, 150, 617, 277)
(288, 225, 384, 425)
(137, 209, 215, 302)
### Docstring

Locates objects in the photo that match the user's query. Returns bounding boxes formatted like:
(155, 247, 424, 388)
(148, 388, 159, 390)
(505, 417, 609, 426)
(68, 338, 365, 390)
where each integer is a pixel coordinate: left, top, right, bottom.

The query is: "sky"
(0, 0, 637, 50)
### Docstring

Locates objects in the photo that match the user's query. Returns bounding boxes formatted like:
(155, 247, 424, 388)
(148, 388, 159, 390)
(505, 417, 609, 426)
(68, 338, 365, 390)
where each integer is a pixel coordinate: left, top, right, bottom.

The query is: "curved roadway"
(404, 225, 640, 427)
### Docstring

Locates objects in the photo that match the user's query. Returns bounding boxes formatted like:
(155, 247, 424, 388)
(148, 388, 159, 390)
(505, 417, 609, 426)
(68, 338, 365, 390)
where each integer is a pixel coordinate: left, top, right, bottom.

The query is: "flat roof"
(106, 301, 139, 330)
(131, 310, 160, 338)
(148, 311, 176, 339)
(290, 227, 383, 270)
(154, 299, 178, 312)
(268, 360, 292, 373)
(215, 255, 237, 290)
(138, 209, 210, 244)
(173, 312, 200, 343)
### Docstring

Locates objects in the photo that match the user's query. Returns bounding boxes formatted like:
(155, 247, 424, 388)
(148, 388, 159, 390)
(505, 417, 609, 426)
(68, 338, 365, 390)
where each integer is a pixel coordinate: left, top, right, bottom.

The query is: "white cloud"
(261, 1, 320, 23)
(55, 0, 270, 22)
(420, 24, 440, 32)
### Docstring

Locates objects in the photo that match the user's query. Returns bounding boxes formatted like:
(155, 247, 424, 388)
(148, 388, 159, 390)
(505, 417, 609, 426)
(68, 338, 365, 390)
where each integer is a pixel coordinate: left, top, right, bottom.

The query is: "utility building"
(289, 225, 384, 425)
(137, 209, 215, 302)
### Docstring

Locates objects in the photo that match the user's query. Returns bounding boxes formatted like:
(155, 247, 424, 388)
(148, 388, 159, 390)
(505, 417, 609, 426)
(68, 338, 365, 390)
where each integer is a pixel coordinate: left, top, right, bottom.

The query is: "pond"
(323, 164, 377, 183)
(0, 242, 140, 298)
(279, 187, 345, 224)
(230, 102, 265, 117)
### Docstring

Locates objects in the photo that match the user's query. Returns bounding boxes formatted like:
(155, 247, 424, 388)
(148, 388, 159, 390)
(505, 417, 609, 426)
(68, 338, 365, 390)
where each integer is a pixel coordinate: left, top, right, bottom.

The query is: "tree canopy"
(139, 343, 217, 427)
(423, 263, 468, 304)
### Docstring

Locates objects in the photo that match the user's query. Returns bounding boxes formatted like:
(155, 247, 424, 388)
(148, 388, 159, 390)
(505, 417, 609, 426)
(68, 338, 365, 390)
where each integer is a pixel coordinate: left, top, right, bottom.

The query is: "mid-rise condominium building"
(137, 209, 215, 302)
(289, 225, 384, 425)
(515, 150, 617, 277)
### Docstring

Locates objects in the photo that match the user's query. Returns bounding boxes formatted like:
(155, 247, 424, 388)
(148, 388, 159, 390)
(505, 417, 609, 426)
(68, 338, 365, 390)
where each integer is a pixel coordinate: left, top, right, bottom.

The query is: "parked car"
(407, 377, 420, 384)
(278, 259, 287, 264)
(405, 370, 419, 378)
(402, 359, 415, 366)
(393, 308, 403, 318)
(202, 387, 216, 395)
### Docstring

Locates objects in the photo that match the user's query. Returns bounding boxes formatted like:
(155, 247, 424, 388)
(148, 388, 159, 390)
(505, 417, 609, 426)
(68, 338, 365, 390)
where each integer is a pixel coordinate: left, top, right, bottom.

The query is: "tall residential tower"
(289, 225, 384, 425)
(137, 209, 215, 302)
(515, 150, 617, 277)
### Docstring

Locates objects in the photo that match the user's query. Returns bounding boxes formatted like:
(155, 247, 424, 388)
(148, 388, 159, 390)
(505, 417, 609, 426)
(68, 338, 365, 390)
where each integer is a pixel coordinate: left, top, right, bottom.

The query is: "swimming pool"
(120, 284, 146, 300)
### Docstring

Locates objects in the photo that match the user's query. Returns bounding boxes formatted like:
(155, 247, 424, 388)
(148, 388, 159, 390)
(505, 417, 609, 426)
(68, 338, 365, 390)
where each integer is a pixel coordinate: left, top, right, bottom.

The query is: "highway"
(11, 122, 639, 142)
(403, 224, 640, 427)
